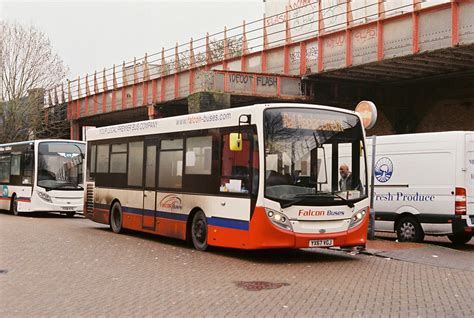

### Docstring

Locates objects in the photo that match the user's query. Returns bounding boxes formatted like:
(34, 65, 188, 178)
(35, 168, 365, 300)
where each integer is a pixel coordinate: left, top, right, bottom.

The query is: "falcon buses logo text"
(298, 209, 344, 217)
(159, 195, 183, 211)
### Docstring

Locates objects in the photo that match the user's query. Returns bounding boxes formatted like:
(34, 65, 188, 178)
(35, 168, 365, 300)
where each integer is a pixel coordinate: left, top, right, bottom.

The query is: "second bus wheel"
(396, 216, 424, 243)
(110, 202, 123, 234)
(10, 195, 19, 216)
(191, 210, 208, 251)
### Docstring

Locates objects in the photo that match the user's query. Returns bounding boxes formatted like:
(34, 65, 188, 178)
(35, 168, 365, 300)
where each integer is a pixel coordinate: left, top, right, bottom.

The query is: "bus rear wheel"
(448, 233, 472, 245)
(10, 195, 19, 216)
(110, 202, 123, 234)
(191, 210, 208, 251)
(396, 216, 424, 243)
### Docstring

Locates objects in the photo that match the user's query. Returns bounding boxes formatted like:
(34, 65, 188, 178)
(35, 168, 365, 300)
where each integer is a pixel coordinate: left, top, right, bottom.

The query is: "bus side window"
(128, 141, 144, 186)
(22, 152, 33, 184)
(159, 139, 183, 189)
(89, 145, 97, 174)
(10, 154, 21, 176)
(96, 144, 110, 173)
(185, 136, 212, 175)
(0, 155, 11, 183)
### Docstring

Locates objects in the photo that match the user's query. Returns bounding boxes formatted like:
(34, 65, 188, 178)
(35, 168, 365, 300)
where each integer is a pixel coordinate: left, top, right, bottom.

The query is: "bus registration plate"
(309, 239, 334, 247)
(61, 206, 75, 211)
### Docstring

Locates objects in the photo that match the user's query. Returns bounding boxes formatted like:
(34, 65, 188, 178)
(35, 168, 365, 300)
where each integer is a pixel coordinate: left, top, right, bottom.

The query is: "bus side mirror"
(229, 133, 243, 152)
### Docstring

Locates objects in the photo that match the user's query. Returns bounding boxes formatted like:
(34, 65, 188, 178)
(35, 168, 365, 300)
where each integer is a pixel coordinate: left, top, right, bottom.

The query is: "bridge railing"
(43, 0, 455, 109)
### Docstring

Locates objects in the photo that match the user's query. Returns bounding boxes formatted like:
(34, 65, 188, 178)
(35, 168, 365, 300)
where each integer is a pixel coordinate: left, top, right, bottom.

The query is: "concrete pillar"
(70, 121, 81, 140)
(187, 92, 231, 114)
(147, 105, 158, 120)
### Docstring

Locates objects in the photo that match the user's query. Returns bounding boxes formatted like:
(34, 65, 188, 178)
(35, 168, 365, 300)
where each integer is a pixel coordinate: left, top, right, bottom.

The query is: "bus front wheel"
(110, 202, 123, 234)
(191, 210, 208, 251)
(10, 195, 19, 216)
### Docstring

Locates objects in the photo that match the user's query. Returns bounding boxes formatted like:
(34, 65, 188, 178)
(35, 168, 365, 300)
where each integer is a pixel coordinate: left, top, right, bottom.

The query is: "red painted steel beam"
(452, 0, 459, 46)
(317, 0, 324, 73)
(412, 0, 420, 54)
(143, 83, 148, 106)
(112, 90, 116, 112)
(345, 0, 352, 67)
(377, 0, 385, 61)
(121, 87, 126, 110)
(160, 78, 166, 102)
(132, 85, 137, 108)
(152, 79, 157, 104)
(262, 14, 268, 73)
(102, 93, 106, 114)
(93, 95, 98, 115)
(300, 41, 307, 76)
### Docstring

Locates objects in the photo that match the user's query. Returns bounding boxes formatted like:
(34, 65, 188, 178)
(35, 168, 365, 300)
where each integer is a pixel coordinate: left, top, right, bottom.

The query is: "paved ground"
(363, 237, 474, 273)
(1, 212, 473, 317)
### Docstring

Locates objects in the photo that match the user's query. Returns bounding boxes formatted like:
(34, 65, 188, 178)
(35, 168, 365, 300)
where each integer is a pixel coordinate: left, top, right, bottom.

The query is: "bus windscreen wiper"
(55, 183, 83, 190)
(311, 191, 355, 208)
(281, 192, 354, 209)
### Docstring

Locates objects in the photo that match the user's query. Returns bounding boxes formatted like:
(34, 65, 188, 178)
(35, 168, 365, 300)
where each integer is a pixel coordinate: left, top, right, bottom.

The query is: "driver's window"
(221, 131, 254, 194)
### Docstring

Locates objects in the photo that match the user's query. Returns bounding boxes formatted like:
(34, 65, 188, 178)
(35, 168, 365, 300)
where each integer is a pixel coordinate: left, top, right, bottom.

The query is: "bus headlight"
(37, 191, 52, 203)
(349, 208, 367, 229)
(265, 208, 292, 231)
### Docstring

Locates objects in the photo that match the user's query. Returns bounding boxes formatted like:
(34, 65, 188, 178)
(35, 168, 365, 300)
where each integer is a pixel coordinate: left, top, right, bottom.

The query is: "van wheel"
(396, 216, 424, 242)
(448, 233, 472, 245)
(110, 202, 123, 234)
(10, 195, 19, 216)
(191, 210, 208, 251)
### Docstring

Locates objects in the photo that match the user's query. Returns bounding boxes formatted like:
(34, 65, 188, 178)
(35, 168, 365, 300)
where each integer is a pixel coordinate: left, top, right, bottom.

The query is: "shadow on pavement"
(91, 225, 359, 264)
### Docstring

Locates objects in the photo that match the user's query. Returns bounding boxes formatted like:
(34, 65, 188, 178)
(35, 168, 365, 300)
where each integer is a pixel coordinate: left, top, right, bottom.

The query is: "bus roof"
(86, 103, 359, 142)
(0, 139, 85, 147)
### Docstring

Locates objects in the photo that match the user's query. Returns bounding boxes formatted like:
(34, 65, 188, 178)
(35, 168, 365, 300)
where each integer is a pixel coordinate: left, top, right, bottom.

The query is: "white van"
(366, 131, 474, 244)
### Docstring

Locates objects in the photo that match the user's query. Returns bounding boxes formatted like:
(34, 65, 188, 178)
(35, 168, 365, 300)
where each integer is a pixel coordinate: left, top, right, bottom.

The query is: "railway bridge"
(42, 0, 474, 139)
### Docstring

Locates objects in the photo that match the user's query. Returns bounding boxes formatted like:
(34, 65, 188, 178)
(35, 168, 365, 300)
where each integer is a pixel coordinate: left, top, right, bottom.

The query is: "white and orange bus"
(0, 139, 85, 216)
(84, 103, 370, 251)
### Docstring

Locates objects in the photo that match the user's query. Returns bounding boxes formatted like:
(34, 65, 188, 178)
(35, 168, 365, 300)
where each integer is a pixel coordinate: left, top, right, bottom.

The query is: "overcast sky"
(2, 0, 265, 80)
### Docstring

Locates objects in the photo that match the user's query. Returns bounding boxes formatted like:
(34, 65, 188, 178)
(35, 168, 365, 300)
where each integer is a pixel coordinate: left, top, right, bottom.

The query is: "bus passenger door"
(142, 141, 158, 230)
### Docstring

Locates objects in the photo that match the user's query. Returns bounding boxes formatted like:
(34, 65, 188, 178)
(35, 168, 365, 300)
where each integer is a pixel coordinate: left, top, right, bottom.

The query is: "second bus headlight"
(265, 208, 293, 231)
(349, 208, 367, 229)
(37, 191, 52, 203)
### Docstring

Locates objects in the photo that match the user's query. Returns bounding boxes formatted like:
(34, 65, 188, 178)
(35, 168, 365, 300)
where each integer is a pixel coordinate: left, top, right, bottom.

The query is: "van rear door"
(466, 133, 474, 219)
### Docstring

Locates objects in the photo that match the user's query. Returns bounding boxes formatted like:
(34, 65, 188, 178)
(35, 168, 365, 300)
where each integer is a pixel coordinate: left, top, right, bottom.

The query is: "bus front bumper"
(248, 207, 369, 249)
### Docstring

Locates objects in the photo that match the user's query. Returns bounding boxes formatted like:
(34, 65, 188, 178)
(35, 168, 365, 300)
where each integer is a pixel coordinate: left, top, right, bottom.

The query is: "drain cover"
(234, 281, 289, 291)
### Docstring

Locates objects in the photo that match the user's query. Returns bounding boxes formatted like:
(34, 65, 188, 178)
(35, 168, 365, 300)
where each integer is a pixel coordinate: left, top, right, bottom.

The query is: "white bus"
(84, 103, 371, 251)
(368, 131, 474, 244)
(0, 139, 85, 216)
